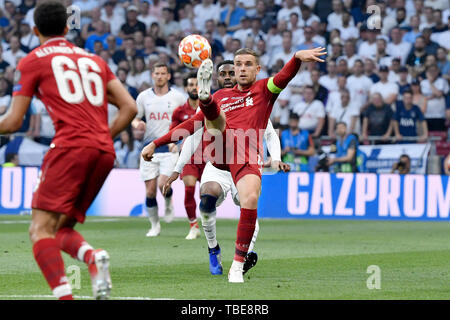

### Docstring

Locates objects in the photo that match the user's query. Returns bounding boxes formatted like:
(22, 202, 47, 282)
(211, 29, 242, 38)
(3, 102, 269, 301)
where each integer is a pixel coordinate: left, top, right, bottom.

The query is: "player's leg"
(29, 209, 73, 300)
(182, 174, 201, 240)
(199, 162, 233, 275)
(229, 173, 261, 283)
(140, 154, 161, 236)
(57, 150, 115, 299)
(197, 59, 226, 133)
(158, 152, 179, 223)
(145, 178, 160, 236)
(230, 185, 259, 274)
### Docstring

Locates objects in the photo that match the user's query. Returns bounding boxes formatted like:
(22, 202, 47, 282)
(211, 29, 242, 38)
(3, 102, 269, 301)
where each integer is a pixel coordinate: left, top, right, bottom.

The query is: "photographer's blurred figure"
(280, 112, 315, 172)
(2, 153, 19, 167)
(327, 122, 364, 173)
(391, 154, 411, 174)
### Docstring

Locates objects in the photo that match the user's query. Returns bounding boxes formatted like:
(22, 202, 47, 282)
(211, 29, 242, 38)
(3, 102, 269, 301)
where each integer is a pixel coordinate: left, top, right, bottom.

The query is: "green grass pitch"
(1, 215, 450, 300)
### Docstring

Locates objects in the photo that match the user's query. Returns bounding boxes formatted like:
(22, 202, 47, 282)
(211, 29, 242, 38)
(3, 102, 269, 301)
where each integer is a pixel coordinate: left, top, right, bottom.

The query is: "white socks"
(200, 210, 217, 249)
(146, 206, 159, 228)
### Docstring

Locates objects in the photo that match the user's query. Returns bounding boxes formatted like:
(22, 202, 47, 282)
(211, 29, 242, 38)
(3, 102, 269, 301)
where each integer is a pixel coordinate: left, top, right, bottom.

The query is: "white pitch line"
(0, 294, 173, 300)
(0, 218, 123, 224)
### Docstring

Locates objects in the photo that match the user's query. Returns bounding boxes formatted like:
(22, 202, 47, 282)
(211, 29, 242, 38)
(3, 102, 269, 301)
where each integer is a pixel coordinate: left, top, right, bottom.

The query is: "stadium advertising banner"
(0, 167, 448, 221)
(0, 167, 240, 219)
(322, 143, 431, 174)
(258, 172, 449, 221)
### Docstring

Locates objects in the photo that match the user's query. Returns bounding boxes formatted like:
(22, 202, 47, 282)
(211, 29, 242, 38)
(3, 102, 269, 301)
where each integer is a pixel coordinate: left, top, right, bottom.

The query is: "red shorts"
(213, 162, 262, 184)
(32, 147, 115, 223)
(180, 163, 206, 180)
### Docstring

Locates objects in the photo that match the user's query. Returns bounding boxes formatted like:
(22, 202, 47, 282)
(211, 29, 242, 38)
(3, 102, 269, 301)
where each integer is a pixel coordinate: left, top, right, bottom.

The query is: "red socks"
(234, 208, 257, 262)
(199, 96, 221, 121)
(33, 238, 73, 300)
(185, 186, 198, 226)
(56, 227, 93, 264)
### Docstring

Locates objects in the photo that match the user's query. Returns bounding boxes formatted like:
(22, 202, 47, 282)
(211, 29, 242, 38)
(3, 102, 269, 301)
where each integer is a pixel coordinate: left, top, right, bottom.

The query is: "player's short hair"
(183, 71, 197, 87)
(336, 121, 347, 127)
(216, 60, 234, 72)
(289, 112, 299, 120)
(234, 48, 260, 65)
(34, 1, 68, 37)
(151, 62, 169, 73)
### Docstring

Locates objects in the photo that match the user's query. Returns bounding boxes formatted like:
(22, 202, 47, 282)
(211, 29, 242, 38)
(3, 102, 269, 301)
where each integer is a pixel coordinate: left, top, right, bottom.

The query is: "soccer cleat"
(228, 260, 244, 283)
(197, 58, 213, 101)
(88, 249, 112, 300)
(208, 244, 223, 275)
(243, 251, 258, 275)
(185, 225, 201, 240)
(164, 202, 174, 223)
(146, 222, 161, 237)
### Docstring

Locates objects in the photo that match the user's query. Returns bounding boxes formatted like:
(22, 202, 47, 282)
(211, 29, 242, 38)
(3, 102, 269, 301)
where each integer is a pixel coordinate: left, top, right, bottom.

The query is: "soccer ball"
(178, 34, 212, 68)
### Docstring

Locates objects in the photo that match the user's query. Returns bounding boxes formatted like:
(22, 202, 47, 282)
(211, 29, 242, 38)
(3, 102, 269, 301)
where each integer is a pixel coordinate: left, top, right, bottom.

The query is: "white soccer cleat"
(197, 58, 213, 101)
(164, 202, 174, 223)
(88, 249, 112, 300)
(228, 260, 244, 283)
(185, 226, 201, 240)
(146, 223, 161, 237)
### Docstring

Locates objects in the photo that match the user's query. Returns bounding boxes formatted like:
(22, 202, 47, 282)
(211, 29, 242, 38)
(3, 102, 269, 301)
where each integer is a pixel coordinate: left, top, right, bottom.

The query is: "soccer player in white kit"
(132, 62, 186, 237)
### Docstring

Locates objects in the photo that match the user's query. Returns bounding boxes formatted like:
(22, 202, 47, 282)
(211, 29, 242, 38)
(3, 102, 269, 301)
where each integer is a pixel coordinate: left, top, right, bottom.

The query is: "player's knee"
(164, 187, 173, 198)
(200, 183, 221, 197)
(240, 193, 259, 209)
(146, 197, 157, 208)
(199, 194, 218, 213)
(28, 221, 52, 244)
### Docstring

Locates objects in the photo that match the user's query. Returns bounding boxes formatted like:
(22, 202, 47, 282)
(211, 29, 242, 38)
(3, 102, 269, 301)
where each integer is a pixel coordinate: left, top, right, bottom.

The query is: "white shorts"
(139, 152, 178, 181)
(200, 162, 240, 207)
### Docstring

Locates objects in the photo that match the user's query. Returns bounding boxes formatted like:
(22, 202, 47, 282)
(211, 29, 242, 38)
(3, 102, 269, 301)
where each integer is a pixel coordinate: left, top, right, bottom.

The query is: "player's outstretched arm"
(0, 96, 32, 134)
(107, 79, 138, 138)
(141, 111, 204, 162)
(270, 47, 327, 94)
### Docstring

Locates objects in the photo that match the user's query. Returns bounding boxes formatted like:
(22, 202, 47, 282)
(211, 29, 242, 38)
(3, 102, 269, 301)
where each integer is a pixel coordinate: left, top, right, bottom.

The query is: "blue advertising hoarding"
(258, 172, 449, 220)
(0, 167, 448, 221)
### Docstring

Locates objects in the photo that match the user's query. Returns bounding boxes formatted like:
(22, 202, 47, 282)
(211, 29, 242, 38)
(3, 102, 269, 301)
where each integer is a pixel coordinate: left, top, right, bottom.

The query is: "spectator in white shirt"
(2, 35, 26, 68)
(341, 39, 360, 70)
(298, 4, 320, 27)
(193, 0, 221, 31)
(101, 1, 125, 37)
(347, 59, 374, 112)
(137, 0, 158, 31)
(369, 65, 399, 105)
(387, 27, 412, 65)
(293, 85, 326, 138)
(419, 6, 436, 30)
(420, 64, 449, 130)
(0, 77, 11, 116)
(328, 88, 360, 138)
(233, 16, 252, 45)
(327, 0, 354, 32)
(358, 28, 378, 61)
(277, 0, 301, 22)
(338, 10, 359, 41)
(19, 21, 40, 52)
(269, 30, 295, 68)
(319, 59, 339, 92)
(375, 37, 393, 68)
(326, 74, 348, 114)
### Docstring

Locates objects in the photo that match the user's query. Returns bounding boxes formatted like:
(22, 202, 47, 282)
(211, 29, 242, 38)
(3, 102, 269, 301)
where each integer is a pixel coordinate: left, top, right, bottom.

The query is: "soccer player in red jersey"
(0, 2, 137, 299)
(142, 47, 326, 282)
(170, 71, 204, 240)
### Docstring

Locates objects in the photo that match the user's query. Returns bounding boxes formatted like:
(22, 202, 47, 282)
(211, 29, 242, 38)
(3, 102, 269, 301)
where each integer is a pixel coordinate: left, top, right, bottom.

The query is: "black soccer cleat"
(243, 251, 258, 275)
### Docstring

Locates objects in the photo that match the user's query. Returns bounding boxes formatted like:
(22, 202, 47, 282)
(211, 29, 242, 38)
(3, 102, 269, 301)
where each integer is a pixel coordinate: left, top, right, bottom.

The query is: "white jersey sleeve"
(263, 119, 281, 162)
(174, 127, 204, 173)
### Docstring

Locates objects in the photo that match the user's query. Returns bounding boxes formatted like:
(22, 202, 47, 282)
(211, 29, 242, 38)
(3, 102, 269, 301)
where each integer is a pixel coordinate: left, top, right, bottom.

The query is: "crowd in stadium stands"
(0, 0, 449, 173)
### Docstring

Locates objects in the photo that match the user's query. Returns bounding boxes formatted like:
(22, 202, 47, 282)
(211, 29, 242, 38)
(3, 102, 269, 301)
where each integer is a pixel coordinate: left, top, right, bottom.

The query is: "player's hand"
(271, 160, 291, 172)
(132, 119, 146, 132)
(295, 47, 327, 63)
(141, 142, 156, 161)
(163, 172, 179, 196)
(169, 143, 178, 153)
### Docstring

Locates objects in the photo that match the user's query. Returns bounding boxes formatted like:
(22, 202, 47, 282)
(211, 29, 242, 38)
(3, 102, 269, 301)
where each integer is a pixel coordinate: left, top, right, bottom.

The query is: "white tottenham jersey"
(136, 87, 186, 151)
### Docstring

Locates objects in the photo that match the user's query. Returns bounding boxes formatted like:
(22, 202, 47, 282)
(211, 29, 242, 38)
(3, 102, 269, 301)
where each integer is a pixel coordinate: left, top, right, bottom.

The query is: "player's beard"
(188, 91, 198, 100)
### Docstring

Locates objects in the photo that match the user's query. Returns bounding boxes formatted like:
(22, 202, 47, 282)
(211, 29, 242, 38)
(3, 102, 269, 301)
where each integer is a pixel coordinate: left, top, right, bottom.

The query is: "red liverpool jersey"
(13, 37, 116, 154)
(170, 101, 198, 130)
